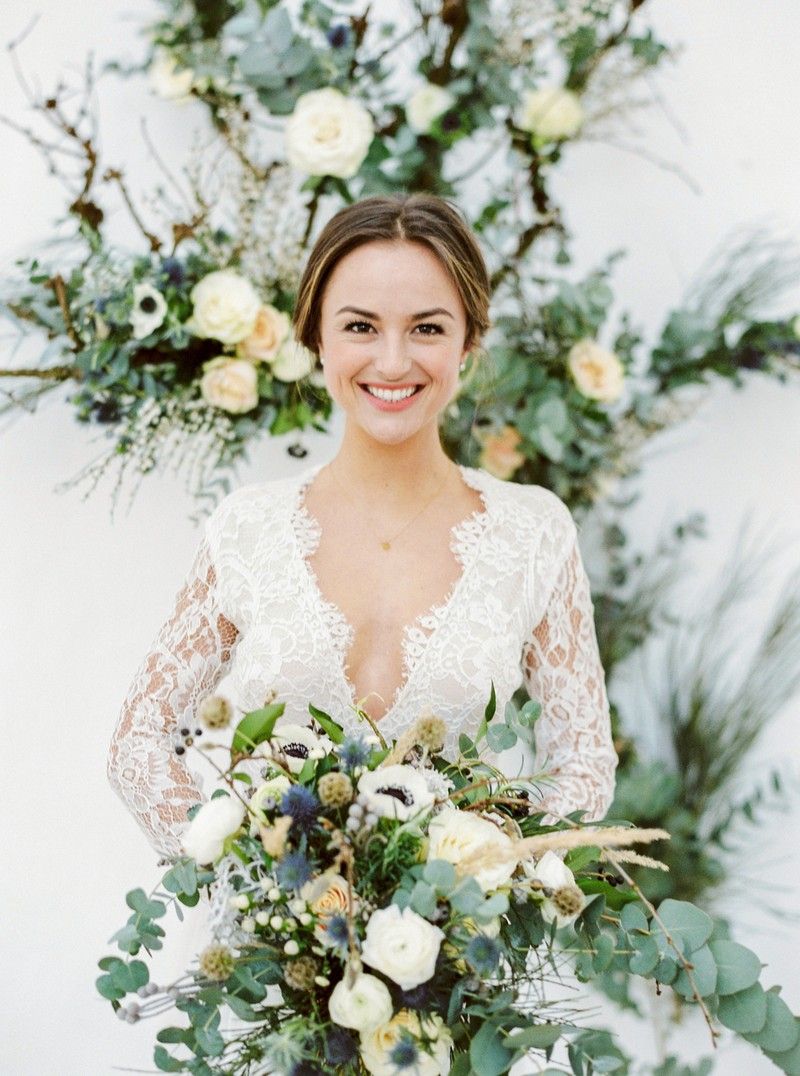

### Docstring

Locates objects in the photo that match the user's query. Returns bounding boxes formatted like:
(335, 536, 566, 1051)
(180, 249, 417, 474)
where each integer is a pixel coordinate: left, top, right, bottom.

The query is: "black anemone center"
(376, 784, 414, 806)
(139, 296, 158, 313)
(284, 742, 310, 758)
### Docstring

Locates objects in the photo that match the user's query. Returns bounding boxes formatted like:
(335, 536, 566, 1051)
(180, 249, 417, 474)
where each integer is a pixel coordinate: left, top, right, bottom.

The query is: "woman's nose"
(373, 337, 413, 378)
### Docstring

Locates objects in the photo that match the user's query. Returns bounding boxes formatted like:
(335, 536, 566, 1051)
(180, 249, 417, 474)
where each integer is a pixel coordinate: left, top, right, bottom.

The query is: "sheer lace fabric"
(108, 462, 617, 860)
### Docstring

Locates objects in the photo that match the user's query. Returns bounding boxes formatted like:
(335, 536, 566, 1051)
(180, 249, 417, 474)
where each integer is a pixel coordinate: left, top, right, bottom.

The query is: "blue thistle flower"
(325, 1026, 358, 1066)
(275, 851, 313, 891)
(388, 1034, 419, 1069)
(337, 736, 371, 771)
(323, 913, 350, 949)
(326, 24, 349, 48)
(280, 785, 320, 831)
(159, 256, 185, 286)
(465, 933, 501, 976)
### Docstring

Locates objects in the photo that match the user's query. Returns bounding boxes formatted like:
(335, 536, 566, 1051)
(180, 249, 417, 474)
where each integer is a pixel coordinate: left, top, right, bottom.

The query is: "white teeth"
(365, 385, 418, 402)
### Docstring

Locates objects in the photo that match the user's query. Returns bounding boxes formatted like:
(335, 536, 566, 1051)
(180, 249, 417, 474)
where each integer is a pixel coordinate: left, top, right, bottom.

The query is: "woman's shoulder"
(202, 465, 313, 539)
(467, 465, 577, 537)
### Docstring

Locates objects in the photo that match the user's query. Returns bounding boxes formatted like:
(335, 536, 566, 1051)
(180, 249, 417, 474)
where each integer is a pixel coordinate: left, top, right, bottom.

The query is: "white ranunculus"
(525, 850, 586, 926)
(357, 765, 435, 822)
(148, 48, 194, 102)
(188, 269, 261, 344)
(130, 283, 168, 339)
(271, 723, 331, 774)
(406, 83, 455, 133)
(182, 794, 246, 865)
(567, 338, 625, 403)
(270, 339, 316, 382)
(360, 904, 444, 991)
(239, 305, 291, 363)
(284, 87, 374, 179)
(328, 971, 393, 1033)
(517, 85, 584, 141)
(360, 1010, 453, 1076)
(426, 809, 518, 892)
(200, 357, 259, 414)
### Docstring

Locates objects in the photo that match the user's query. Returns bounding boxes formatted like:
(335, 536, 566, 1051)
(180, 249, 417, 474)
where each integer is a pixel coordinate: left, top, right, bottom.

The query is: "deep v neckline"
(290, 461, 493, 726)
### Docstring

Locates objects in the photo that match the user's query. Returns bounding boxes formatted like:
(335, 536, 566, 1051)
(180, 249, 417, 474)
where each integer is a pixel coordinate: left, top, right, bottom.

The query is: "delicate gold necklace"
(326, 460, 456, 551)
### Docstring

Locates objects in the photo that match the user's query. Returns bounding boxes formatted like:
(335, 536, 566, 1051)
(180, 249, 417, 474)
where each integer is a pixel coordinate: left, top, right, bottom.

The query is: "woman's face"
(317, 240, 471, 446)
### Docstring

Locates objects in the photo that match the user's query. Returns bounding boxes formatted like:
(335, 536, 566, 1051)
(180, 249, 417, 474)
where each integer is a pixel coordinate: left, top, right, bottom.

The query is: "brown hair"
(292, 193, 492, 360)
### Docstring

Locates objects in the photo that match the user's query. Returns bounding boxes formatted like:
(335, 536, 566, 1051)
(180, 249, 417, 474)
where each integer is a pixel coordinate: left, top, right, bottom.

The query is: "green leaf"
(673, 944, 717, 999)
(308, 703, 344, 744)
(224, 994, 260, 1022)
(110, 959, 149, 993)
(95, 974, 125, 1001)
(764, 1017, 800, 1074)
(475, 892, 509, 923)
(450, 878, 484, 917)
(423, 859, 457, 891)
(744, 992, 799, 1053)
(486, 723, 517, 752)
(156, 1027, 191, 1044)
(231, 702, 285, 752)
(409, 880, 437, 919)
(125, 888, 167, 919)
(153, 1046, 184, 1071)
(195, 1020, 225, 1056)
(162, 858, 198, 898)
(708, 939, 762, 995)
(470, 1020, 515, 1076)
(654, 900, 713, 954)
(717, 983, 768, 1034)
(628, 935, 659, 976)
(620, 904, 649, 933)
(505, 1023, 563, 1050)
(474, 682, 497, 745)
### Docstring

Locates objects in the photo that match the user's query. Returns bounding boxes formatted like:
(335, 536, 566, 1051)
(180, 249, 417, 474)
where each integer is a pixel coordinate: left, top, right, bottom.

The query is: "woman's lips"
(358, 383, 425, 411)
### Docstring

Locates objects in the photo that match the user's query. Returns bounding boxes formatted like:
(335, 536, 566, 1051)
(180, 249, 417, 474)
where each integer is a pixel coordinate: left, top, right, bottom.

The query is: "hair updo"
(292, 193, 492, 361)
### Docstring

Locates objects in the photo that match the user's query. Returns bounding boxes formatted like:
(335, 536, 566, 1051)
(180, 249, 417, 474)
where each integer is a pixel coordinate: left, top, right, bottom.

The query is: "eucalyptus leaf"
(717, 982, 768, 1034)
(744, 992, 799, 1053)
(470, 1020, 515, 1076)
(708, 939, 762, 995)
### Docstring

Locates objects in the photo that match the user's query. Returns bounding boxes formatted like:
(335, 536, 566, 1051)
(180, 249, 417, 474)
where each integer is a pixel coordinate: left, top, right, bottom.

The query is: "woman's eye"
(415, 322, 444, 335)
(344, 321, 373, 333)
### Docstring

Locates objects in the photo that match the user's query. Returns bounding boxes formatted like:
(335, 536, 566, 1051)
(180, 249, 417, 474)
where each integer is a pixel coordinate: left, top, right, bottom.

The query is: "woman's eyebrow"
(334, 305, 454, 320)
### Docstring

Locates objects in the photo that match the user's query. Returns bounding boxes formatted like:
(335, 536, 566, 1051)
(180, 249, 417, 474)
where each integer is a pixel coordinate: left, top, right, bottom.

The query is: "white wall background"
(1, 2, 798, 1073)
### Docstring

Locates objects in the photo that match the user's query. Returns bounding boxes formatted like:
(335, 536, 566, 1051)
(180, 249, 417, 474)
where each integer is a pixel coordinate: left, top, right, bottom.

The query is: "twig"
(0, 364, 78, 379)
(47, 273, 82, 347)
(103, 167, 162, 253)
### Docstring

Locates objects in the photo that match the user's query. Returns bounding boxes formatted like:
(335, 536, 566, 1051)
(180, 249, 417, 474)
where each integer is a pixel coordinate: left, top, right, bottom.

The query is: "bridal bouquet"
(98, 689, 799, 1074)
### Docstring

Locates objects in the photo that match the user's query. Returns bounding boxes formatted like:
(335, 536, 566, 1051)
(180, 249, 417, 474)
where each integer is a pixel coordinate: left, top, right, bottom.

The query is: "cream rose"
(188, 269, 261, 344)
(182, 794, 245, 865)
(270, 339, 316, 382)
(284, 87, 374, 179)
(148, 48, 194, 102)
(239, 305, 291, 363)
(517, 85, 584, 141)
(328, 971, 393, 1033)
(360, 1010, 453, 1076)
(426, 809, 517, 892)
(478, 424, 525, 480)
(406, 83, 455, 133)
(361, 904, 444, 991)
(300, 871, 354, 941)
(200, 357, 259, 414)
(567, 338, 624, 403)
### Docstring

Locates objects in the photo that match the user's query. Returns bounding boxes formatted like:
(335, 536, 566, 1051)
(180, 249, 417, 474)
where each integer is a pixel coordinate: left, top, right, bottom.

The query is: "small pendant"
(381, 540, 391, 551)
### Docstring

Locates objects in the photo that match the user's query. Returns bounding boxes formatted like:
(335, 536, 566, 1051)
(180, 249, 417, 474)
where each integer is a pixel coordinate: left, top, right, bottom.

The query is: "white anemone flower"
(357, 764, 435, 821)
(130, 283, 168, 339)
(270, 723, 331, 774)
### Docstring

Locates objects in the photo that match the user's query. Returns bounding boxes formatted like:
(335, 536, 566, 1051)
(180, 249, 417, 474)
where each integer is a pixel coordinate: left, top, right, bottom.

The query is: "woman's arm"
(521, 530, 617, 823)
(107, 530, 240, 862)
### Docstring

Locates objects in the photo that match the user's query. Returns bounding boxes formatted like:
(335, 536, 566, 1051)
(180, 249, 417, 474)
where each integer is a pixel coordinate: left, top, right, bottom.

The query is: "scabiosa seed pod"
(552, 884, 585, 919)
(283, 955, 318, 992)
(198, 694, 232, 730)
(414, 712, 447, 753)
(317, 771, 354, 808)
(199, 943, 236, 981)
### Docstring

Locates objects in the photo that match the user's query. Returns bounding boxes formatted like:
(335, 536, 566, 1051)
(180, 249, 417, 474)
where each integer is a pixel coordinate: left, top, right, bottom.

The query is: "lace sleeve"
(521, 529, 617, 823)
(107, 528, 240, 862)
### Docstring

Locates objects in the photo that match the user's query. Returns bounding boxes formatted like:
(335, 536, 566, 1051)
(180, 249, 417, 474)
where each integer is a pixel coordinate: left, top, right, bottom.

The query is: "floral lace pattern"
(107, 463, 617, 860)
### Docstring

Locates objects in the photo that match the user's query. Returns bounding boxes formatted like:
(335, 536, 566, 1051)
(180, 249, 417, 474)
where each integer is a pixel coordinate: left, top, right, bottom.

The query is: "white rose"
(200, 357, 259, 414)
(567, 338, 625, 402)
(148, 48, 194, 102)
(130, 283, 168, 340)
(328, 972, 393, 1033)
(357, 765, 435, 822)
(270, 339, 316, 382)
(284, 87, 374, 179)
(271, 723, 331, 774)
(188, 269, 261, 344)
(525, 850, 586, 926)
(239, 305, 291, 363)
(517, 85, 584, 141)
(406, 83, 455, 133)
(426, 809, 517, 892)
(360, 904, 444, 991)
(360, 1010, 452, 1076)
(182, 794, 246, 865)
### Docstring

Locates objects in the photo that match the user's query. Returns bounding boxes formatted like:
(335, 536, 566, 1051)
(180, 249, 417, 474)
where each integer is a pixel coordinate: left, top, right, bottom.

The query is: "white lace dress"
(107, 461, 617, 863)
